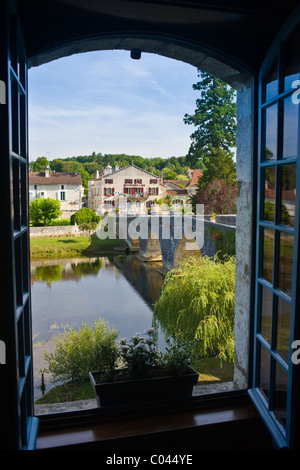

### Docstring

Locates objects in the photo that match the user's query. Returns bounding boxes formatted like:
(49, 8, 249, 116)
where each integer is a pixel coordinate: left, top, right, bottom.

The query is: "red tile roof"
(187, 169, 203, 187)
(166, 189, 188, 196)
(29, 171, 82, 185)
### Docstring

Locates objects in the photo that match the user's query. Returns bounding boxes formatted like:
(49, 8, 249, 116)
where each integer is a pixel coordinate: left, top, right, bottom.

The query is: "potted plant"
(89, 328, 199, 408)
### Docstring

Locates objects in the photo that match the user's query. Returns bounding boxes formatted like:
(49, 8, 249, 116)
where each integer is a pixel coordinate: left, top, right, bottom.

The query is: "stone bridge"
(98, 214, 236, 271)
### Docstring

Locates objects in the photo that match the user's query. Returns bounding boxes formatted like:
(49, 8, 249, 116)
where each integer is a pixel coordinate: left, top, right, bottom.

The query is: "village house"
(88, 163, 167, 214)
(29, 168, 84, 219)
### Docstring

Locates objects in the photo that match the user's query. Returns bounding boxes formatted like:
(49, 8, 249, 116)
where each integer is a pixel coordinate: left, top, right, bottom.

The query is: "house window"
(125, 178, 133, 184)
(60, 191, 65, 201)
(134, 179, 142, 184)
(105, 179, 113, 184)
(149, 187, 159, 195)
(150, 178, 157, 184)
(249, 23, 300, 450)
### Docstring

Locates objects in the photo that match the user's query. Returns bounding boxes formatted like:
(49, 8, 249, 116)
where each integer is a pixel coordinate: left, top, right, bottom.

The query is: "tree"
(30, 156, 49, 172)
(193, 179, 237, 214)
(70, 207, 100, 225)
(183, 71, 237, 187)
(29, 198, 61, 226)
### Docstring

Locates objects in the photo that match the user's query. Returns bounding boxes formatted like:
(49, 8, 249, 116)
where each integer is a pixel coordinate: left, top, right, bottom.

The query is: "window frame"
(248, 12, 300, 450)
(7, 0, 300, 451)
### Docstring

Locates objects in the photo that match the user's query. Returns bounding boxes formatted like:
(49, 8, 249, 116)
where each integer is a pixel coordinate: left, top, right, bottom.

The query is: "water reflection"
(31, 255, 165, 398)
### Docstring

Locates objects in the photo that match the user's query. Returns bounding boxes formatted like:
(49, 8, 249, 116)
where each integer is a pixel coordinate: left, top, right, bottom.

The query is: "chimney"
(45, 165, 50, 177)
(115, 165, 119, 172)
(95, 170, 99, 179)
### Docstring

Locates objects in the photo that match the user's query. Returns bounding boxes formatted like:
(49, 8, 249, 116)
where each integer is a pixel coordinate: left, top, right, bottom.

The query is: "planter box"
(89, 366, 199, 408)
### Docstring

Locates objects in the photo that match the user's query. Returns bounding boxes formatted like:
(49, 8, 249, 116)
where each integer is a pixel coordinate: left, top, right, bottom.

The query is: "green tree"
(70, 207, 100, 225)
(30, 156, 49, 172)
(29, 198, 61, 226)
(154, 255, 236, 363)
(183, 71, 237, 187)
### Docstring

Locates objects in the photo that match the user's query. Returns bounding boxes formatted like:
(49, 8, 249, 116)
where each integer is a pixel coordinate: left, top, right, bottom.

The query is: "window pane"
(261, 286, 273, 344)
(262, 228, 274, 284)
(264, 104, 278, 160)
(276, 296, 290, 364)
(263, 167, 276, 222)
(278, 233, 294, 296)
(259, 344, 270, 400)
(284, 26, 300, 91)
(274, 362, 288, 428)
(280, 165, 296, 227)
(265, 57, 278, 101)
(282, 97, 299, 159)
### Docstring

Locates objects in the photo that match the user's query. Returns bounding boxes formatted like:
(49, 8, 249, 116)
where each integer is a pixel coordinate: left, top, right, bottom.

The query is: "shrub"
(29, 198, 61, 226)
(43, 319, 119, 383)
(154, 255, 236, 363)
(70, 207, 101, 226)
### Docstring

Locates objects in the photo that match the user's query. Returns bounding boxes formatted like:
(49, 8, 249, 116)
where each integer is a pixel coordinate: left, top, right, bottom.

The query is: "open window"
(249, 18, 300, 450)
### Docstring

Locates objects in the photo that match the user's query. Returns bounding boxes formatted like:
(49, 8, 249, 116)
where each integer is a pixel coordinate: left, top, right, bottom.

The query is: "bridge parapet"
(97, 214, 236, 271)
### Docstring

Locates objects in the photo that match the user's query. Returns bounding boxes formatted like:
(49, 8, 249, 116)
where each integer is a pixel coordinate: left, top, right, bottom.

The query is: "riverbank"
(30, 234, 128, 258)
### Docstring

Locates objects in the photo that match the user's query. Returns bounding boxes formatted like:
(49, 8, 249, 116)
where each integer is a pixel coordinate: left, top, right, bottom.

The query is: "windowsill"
(35, 391, 273, 451)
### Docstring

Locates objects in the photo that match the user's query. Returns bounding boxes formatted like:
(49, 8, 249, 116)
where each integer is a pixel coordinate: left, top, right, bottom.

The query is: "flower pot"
(89, 366, 199, 408)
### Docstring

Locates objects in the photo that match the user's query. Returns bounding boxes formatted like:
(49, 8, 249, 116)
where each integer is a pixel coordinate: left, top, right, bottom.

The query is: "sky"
(28, 50, 199, 162)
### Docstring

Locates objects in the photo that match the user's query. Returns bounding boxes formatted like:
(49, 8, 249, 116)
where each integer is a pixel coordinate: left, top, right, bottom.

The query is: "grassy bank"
(30, 234, 128, 259)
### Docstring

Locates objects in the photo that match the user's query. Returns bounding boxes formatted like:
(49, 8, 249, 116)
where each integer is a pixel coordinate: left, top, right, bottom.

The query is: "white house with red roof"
(29, 168, 84, 218)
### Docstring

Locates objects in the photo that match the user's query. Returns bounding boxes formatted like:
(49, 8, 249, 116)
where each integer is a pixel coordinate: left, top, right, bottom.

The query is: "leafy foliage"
(183, 71, 237, 167)
(154, 255, 236, 363)
(29, 197, 61, 226)
(70, 207, 101, 225)
(119, 328, 197, 379)
(43, 319, 119, 382)
(183, 71, 237, 199)
(192, 179, 237, 214)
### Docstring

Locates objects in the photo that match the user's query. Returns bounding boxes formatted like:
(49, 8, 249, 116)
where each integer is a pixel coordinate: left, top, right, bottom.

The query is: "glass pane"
(274, 362, 288, 428)
(259, 344, 270, 400)
(280, 165, 296, 227)
(262, 228, 274, 284)
(282, 97, 299, 159)
(264, 104, 278, 161)
(276, 296, 290, 364)
(261, 286, 273, 344)
(265, 57, 278, 101)
(284, 26, 300, 91)
(278, 233, 294, 296)
(263, 167, 276, 222)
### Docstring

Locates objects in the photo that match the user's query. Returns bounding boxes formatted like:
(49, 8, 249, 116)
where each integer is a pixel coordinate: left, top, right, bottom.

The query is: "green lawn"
(30, 234, 128, 258)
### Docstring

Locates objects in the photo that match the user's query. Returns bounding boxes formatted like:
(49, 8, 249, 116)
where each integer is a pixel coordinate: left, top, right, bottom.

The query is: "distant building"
(88, 164, 167, 215)
(29, 168, 84, 219)
(185, 169, 203, 195)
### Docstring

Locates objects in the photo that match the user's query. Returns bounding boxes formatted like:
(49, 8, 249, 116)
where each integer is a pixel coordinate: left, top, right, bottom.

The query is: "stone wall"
(233, 83, 253, 389)
(30, 225, 88, 238)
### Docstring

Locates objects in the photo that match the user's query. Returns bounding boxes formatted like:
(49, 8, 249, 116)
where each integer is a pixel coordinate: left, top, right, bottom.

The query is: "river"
(30, 254, 166, 400)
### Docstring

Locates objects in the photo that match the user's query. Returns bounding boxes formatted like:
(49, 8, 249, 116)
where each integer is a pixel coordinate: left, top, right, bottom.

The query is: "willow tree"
(183, 71, 237, 189)
(153, 255, 236, 363)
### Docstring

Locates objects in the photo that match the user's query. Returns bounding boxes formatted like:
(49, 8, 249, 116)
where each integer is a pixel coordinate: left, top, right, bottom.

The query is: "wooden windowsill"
(36, 400, 269, 450)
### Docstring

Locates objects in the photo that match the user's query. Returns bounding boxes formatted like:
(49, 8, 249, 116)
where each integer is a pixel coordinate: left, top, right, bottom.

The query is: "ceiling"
(17, 0, 300, 75)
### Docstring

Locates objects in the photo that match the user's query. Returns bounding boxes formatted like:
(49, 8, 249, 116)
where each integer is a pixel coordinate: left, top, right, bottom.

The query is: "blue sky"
(28, 50, 198, 162)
